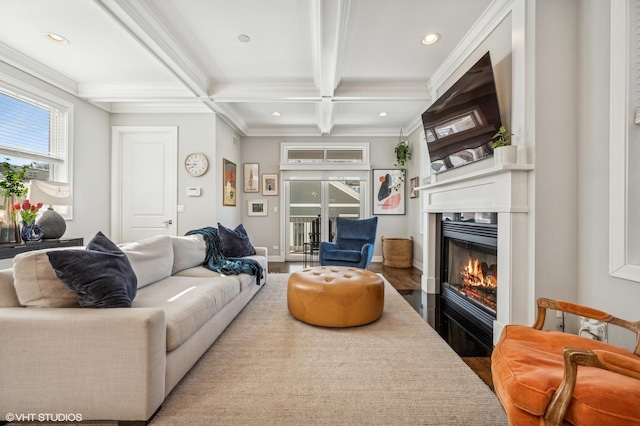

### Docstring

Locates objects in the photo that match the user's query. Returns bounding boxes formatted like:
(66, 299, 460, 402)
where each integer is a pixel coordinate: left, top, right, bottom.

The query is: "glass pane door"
(286, 179, 362, 260)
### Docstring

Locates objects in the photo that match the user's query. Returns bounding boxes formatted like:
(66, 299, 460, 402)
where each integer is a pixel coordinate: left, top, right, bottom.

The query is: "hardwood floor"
(268, 261, 494, 392)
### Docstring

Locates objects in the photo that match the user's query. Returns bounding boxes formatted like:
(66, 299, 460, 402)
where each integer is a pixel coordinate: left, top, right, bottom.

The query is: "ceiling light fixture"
(421, 33, 440, 45)
(379, 112, 388, 117)
(238, 34, 251, 43)
(45, 32, 70, 44)
(271, 112, 281, 117)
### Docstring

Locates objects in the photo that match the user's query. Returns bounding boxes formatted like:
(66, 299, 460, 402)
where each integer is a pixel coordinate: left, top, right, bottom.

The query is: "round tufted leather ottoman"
(287, 266, 384, 327)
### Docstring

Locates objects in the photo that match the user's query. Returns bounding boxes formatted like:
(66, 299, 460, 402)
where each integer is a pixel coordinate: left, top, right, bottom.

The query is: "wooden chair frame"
(531, 298, 640, 426)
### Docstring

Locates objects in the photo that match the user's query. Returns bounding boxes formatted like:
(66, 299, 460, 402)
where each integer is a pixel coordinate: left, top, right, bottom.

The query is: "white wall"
(578, 0, 640, 350)
(0, 62, 111, 250)
(110, 113, 217, 236)
(241, 135, 405, 260)
(215, 116, 242, 228)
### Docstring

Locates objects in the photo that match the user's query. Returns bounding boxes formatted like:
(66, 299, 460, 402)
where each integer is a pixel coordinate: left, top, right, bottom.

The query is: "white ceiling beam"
(210, 83, 321, 102)
(317, 97, 335, 135)
(334, 82, 431, 101)
(94, 0, 210, 98)
(309, 0, 351, 134)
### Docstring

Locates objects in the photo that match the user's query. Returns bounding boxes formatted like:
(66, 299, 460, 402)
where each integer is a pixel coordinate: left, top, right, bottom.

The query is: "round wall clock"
(185, 152, 209, 176)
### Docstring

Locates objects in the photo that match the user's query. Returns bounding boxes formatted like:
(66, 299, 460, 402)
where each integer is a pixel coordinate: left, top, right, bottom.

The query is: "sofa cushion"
(13, 248, 80, 308)
(492, 325, 640, 425)
(323, 249, 361, 263)
(133, 276, 240, 351)
(0, 268, 21, 307)
(218, 223, 256, 257)
(171, 234, 206, 274)
(119, 235, 173, 289)
(47, 232, 137, 308)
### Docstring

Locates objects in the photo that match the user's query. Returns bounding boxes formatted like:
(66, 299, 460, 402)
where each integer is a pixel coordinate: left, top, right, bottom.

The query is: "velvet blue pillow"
(47, 231, 137, 308)
(218, 223, 256, 258)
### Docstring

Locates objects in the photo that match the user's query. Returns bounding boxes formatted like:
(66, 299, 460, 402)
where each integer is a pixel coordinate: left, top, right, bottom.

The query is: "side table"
(0, 237, 84, 260)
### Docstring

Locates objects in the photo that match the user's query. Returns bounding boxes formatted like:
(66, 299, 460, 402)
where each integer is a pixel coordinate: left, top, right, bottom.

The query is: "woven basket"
(381, 236, 413, 268)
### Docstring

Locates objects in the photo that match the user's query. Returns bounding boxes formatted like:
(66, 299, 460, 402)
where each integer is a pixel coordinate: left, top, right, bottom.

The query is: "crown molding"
(428, 0, 513, 93)
(79, 83, 195, 101)
(318, 97, 336, 134)
(207, 101, 249, 135)
(95, 0, 209, 97)
(404, 115, 424, 136)
(109, 100, 212, 114)
(0, 42, 78, 95)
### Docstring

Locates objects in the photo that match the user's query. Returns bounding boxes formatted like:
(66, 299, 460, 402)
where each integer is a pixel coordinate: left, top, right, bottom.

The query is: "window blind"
(0, 89, 65, 165)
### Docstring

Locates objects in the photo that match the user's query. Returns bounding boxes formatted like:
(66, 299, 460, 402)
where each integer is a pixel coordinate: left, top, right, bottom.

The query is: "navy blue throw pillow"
(47, 231, 137, 308)
(218, 223, 256, 258)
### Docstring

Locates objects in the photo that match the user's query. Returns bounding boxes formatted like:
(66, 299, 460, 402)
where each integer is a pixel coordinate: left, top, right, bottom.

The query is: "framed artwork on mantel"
(244, 163, 259, 193)
(373, 169, 405, 215)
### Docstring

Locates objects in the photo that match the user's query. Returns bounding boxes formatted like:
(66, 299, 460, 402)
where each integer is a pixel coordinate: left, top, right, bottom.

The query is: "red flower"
(13, 203, 20, 210)
(36, 202, 43, 209)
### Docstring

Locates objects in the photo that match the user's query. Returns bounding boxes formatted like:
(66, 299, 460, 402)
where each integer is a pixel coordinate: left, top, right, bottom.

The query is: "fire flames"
(460, 257, 497, 288)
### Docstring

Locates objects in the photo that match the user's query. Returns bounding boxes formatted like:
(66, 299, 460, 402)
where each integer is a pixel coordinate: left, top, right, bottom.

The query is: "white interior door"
(111, 126, 177, 243)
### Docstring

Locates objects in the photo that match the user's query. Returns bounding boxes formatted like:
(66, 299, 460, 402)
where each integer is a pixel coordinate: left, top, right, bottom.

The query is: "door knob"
(163, 220, 173, 225)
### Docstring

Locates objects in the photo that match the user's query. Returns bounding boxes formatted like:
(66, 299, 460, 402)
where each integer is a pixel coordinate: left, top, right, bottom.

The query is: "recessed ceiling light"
(271, 111, 281, 117)
(238, 34, 251, 43)
(379, 112, 388, 117)
(421, 33, 440, 45)
(45, 32, 70, 44)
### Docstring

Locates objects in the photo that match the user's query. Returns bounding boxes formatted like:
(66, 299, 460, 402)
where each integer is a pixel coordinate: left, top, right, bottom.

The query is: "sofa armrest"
(254, 246, 268, 257)
(360, 243, 374, 266)
(545, 347, 640, 426)
(0, 307, 166, 421)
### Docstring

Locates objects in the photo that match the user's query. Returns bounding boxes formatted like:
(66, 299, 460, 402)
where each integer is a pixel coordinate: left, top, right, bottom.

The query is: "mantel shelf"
(415, 163, 535, 193)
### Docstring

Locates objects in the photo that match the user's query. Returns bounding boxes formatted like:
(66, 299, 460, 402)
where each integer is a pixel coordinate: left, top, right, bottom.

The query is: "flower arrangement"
(14, 200, 43, 224)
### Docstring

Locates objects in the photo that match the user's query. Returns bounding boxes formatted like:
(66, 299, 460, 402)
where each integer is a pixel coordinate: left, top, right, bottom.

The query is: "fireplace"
(438, 218, 498, 351)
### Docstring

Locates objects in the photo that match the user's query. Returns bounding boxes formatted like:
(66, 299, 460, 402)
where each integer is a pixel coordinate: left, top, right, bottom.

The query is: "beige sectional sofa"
(0, 234, 267, 423)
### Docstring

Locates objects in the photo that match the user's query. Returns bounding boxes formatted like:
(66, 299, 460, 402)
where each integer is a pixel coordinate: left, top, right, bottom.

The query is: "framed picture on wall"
(409, 176, 419, 198)
(373, 169, 405, 215)
(222, 158, 237, 206)
(247, 199, 268, 216)
(244, 163, 259, 192)
(262, 173, 278, 196)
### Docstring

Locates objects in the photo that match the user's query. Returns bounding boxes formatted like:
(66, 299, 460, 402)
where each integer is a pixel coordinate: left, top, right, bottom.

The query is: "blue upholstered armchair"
(319, 216, 378, 269)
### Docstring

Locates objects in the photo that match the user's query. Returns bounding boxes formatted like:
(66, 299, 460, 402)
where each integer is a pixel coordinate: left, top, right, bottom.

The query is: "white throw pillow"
(13, 249, 80, 308)
(119, 235, 174, 289)
(171, 235, 206, 274)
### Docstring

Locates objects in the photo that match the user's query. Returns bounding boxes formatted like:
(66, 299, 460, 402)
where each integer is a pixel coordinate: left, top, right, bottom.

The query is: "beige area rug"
(151, 273, 507, 425)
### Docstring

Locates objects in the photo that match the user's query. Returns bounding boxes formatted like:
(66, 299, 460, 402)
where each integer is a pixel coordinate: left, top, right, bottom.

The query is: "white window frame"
(0, 72, 74, 219)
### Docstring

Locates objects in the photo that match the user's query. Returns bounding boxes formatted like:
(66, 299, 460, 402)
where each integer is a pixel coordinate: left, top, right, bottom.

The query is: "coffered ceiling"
(0, 0, 492, 137)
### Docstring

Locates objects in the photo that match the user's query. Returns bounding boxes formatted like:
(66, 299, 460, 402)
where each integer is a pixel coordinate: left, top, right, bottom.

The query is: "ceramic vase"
(21, 221, 44, 242)
(494, 145, 517, 166)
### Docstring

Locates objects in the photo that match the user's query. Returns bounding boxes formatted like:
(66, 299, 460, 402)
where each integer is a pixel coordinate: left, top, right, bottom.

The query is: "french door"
(284, 177, 367, 260)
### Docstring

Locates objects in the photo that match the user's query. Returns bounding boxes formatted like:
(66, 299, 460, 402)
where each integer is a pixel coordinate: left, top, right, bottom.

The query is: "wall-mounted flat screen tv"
(422, 52, 502, 174)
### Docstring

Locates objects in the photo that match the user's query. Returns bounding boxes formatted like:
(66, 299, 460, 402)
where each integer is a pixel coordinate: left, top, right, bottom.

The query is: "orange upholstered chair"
(492, 298, 640, 426)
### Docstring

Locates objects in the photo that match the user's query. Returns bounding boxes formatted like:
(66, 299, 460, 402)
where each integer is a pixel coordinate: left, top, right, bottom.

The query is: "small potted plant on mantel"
(491, 125, 517, 165)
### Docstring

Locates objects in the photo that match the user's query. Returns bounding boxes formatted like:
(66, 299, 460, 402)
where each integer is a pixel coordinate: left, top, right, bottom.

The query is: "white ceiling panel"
(0, 0, 495, 136)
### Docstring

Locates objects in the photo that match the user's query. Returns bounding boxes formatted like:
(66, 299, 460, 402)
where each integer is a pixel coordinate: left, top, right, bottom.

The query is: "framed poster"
(222, 158, 237, 206)
(244, 163, 259, 192)
(247, 199, 268, 216)
(373, 169, 405, 214)
(262, 173, 278, 196)
(409, 176, 419, 198)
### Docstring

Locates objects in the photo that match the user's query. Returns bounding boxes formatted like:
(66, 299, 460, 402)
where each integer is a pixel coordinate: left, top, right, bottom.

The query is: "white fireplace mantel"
(417, 163, 534, 344)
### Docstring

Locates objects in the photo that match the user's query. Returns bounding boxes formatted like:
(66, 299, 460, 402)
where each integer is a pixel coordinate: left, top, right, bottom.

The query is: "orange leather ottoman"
(287, 266, 384, 327)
